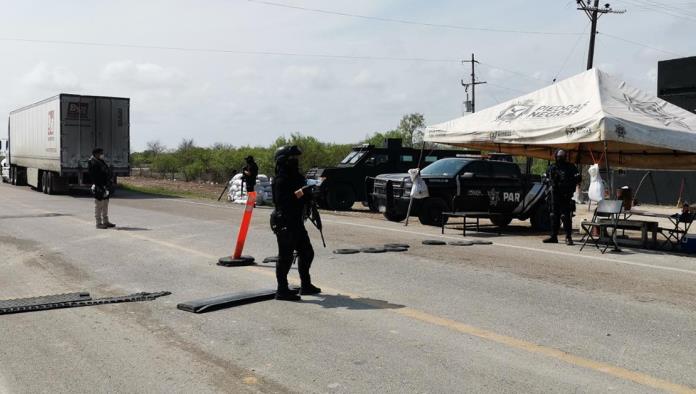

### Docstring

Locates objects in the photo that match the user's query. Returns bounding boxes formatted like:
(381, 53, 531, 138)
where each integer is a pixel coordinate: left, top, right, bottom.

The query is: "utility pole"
(461, 53, 486, 113)
(576, 1, 625, 70)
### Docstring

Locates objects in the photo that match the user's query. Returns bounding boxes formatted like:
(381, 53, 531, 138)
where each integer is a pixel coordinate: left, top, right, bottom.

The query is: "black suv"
(372, 157, 549, 229)
(306, 139, 463, 211)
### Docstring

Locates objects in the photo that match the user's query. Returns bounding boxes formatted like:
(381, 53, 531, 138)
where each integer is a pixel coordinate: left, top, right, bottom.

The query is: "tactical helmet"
(274, 145, 302, 162)
(555, 149, 567, 159)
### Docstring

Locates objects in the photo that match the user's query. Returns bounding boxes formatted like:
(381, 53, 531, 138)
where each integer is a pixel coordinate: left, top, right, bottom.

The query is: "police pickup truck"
(371, 156, 550, 230)
(306, 138, 463, 211)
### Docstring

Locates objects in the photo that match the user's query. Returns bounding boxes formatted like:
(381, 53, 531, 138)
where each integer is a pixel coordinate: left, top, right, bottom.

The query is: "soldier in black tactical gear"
(271, 145, 321, 301)
(88, 148, 115, 229)
(543, 149, 581, 245)
(242, 155, 259, 195)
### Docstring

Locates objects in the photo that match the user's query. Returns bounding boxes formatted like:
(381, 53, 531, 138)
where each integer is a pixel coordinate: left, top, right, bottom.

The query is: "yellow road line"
(394, 307, 696, 394)
(9, 200, 696, 393)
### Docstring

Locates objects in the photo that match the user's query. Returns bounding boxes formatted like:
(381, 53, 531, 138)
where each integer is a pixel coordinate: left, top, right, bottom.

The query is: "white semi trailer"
(7, 94, 130, 194)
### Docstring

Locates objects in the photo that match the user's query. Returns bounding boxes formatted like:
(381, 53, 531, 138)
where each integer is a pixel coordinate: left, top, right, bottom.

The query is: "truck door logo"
(503, 192, 521, 202)
(48, 110, 55, 141)
(67, 102, 89, 120)
(48, 110, 55, 134)
(488, 188, 500, 207)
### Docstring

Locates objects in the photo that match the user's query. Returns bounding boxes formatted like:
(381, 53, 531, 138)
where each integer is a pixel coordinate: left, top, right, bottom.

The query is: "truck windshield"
(340, 151, 358, 164)
(340, 151, 367, 165)
(421, 158, 470, 176)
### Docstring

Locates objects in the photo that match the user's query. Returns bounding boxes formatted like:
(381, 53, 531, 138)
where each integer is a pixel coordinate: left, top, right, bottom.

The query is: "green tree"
(397, 113, 425, 147)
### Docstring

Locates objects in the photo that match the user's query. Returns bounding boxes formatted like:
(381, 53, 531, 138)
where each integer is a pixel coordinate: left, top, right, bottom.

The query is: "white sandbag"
(408, 168, 429, 199)
(227, 173, 273, 205)
(572, 186, 583, 204)
(587, 164, 605, 202)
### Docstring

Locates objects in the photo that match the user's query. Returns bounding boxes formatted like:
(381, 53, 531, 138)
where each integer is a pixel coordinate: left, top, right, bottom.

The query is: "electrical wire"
(553, 22, 591, 82)
(485, 82, 531, 94)
(0, 37, 460, 63)
(477, 62, 549, 84)
(246, 0, 583, 36)
(598, 32, 685, 57)
(614, 0, 696, 21)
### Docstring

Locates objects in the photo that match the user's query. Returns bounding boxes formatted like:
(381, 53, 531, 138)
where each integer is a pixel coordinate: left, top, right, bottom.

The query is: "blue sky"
(0, 0, 694, 150)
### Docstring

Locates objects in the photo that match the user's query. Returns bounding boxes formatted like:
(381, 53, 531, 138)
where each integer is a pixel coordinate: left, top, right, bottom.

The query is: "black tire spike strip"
(0, 292, 171, 315)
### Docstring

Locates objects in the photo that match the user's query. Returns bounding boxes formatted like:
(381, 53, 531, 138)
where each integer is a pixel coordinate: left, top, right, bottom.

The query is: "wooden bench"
(441, 211, 504, 236)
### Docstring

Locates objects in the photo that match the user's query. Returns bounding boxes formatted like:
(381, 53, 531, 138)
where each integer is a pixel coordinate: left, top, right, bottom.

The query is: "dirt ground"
(120, 176, 226, 199)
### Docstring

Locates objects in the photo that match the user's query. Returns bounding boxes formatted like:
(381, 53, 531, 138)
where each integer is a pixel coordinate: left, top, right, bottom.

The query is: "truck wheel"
(383, 209, 407, 222)
(418, 198, 449, 227)
(9, 167, 15, 185)
(367, 196, 379, 213)
(327, 184, 356, 211)
(41, 172, 48, 193)
(530, 205, 551, 231)
(491, 215, 513, 228)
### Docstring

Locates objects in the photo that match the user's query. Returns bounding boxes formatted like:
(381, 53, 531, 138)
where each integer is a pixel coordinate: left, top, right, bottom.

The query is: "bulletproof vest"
(549, 162, 578, 194)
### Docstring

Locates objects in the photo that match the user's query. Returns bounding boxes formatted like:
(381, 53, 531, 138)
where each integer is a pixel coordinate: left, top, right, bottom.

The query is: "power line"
(0, 37, 461, 63)
(477, 62, 548, 84)
(615, 0, 696, 21)
(485, 82, 531, 94)
(553, 22, 591, 82)
(598, 32, 685, 56)
(246, 0, 583, 36)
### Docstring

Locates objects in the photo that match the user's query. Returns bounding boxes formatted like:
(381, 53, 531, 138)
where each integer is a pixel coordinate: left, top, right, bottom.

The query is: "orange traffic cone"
(218, 192, 257, 267)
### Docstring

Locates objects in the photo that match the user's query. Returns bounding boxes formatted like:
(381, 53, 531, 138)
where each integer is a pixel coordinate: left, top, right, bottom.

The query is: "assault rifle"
(303, 184, 327, 248)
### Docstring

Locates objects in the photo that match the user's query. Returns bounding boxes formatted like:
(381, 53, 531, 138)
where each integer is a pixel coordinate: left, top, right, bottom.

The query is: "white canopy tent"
(425, 68, 696, 170)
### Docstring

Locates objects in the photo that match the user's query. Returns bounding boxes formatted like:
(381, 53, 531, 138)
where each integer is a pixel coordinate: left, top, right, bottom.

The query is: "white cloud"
(281, 65, 332, 89)
(20, 63, 80, 91)
(350, 69, 384, 89)
(101, 60, 187, 89)
(487, 68, 507, 80)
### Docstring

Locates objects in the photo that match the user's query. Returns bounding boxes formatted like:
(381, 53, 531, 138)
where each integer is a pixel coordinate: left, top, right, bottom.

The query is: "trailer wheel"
(46, 172, 55, 195)
(9, 167, 15, 185)
(41, 171, 48, 193)
(530, 205, 551, 231)
(418, 198, 449, 227)
(327, 184, 355, 211)
(15, 167, 26, 186)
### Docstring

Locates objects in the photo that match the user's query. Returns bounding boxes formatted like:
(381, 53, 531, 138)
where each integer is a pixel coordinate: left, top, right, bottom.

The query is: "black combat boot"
(275, 288, 301, 301)
(300, 284, 322, 295)
(565, 237, 574, 246)
(543, 236, 559, 244)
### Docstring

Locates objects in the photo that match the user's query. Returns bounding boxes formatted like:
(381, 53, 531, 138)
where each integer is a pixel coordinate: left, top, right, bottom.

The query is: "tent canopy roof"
(425, 68, 696, 169)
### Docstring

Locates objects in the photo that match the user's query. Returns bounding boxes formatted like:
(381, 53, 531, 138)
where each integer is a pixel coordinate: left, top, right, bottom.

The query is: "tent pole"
(405, 141, 426, 227)
(603, 140, 613, 198)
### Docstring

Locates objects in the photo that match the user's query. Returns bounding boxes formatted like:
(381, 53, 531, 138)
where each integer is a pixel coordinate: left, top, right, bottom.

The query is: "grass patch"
(119, 182, 216, 200)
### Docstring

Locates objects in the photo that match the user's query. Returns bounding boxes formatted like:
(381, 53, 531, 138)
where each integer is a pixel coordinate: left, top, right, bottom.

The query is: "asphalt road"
(1, 182, 696, 394)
